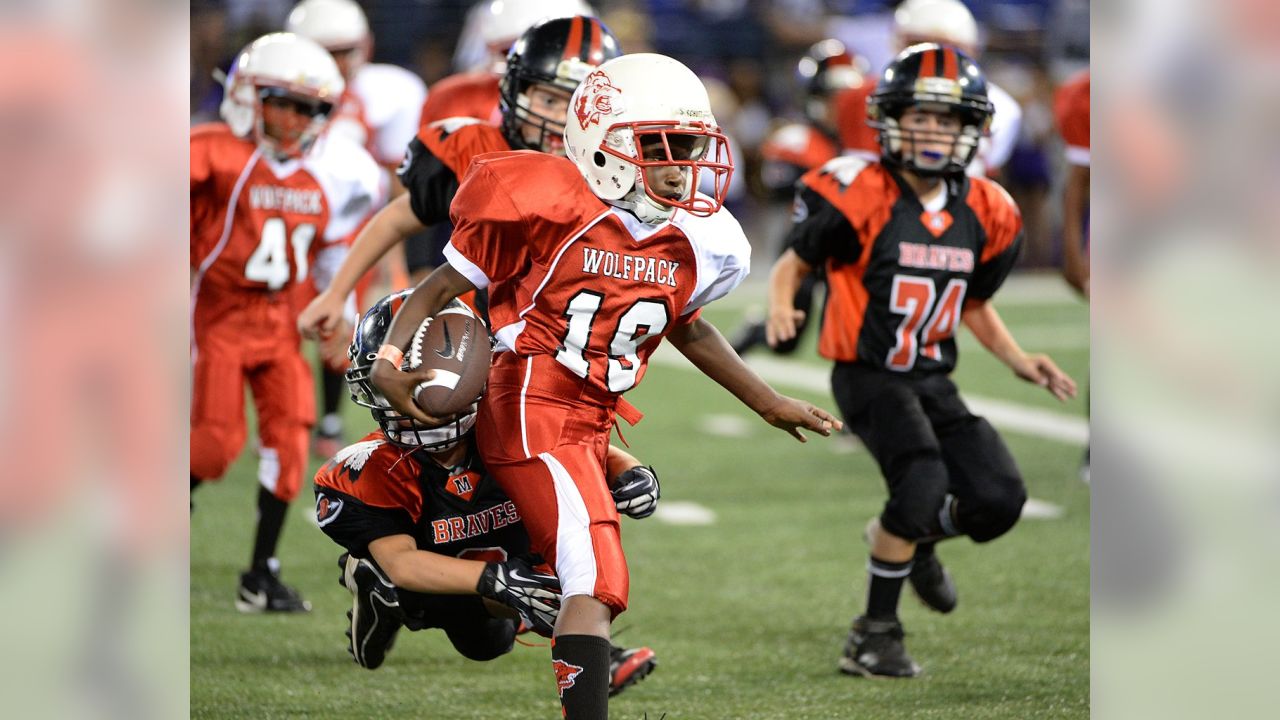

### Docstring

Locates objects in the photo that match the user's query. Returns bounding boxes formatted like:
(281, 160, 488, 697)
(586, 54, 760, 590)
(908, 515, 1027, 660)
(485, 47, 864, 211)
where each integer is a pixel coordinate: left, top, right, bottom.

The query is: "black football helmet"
(346, 290, 481, 450)
(867, 43, 994, 177)
(499, 15, 621, 154)
(796, 39, 869, 130)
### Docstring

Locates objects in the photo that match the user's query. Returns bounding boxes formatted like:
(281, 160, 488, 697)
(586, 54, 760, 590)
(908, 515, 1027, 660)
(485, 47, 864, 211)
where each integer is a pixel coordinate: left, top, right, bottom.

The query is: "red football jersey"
(190, 124, 384, 330)
(443, 151, 751, 397)
(1054, 70, 1090, 167)
(418, 71, 502, 128)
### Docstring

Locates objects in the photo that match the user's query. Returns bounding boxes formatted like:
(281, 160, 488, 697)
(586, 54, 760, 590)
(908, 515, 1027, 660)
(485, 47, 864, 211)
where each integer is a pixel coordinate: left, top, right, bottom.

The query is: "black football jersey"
(313, 432, 530, 563)
(787, 157, 1023, 373)
(397, 117, 511, 227)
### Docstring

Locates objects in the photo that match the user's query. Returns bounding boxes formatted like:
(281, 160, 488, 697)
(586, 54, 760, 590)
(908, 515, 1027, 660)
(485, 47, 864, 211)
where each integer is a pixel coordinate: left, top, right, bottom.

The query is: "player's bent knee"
(448, 620, 516, 661)
(963, 482, 1027, 543)
(190, 426, 242, 480)
(879, 507, 943, 541)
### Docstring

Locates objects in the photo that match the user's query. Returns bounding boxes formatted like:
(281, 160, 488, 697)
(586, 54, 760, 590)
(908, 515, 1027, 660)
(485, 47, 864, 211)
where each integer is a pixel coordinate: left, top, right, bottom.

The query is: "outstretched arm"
(962, 299, 1078, 401)
(667, 316, 842, 442)
(368, 263, 477, 422)
(765, 249, 815, 348)
(299, 194, 428, 339)
(369, 533, 486, 593)
(369, 534, 560, 636)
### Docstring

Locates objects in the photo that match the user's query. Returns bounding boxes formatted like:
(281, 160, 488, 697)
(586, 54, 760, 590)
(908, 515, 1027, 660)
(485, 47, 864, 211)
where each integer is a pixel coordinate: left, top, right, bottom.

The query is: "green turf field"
(191, 273, 1089, 719)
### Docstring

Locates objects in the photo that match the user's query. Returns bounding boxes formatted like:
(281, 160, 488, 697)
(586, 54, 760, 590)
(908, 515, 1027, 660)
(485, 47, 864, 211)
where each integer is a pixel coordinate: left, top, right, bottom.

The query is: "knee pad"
(959, 481, 1027, 543)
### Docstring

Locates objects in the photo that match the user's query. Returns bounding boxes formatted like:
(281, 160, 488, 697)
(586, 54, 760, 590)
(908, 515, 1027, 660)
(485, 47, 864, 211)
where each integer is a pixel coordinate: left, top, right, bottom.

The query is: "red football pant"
(190, 296, 314, 502)
(476, 354, 628, 615)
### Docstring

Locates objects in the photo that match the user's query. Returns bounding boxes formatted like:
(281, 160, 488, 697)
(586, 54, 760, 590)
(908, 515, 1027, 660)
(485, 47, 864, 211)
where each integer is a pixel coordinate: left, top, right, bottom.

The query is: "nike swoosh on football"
(436, 321, 455, 359)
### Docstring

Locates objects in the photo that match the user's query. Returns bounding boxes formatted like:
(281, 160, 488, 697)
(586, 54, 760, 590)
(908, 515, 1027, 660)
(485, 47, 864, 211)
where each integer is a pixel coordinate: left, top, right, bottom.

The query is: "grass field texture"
(192, 274, 1089, 719)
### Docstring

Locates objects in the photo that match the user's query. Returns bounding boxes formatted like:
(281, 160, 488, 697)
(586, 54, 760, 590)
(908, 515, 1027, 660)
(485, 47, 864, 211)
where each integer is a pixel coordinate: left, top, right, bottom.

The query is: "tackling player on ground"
(767, 43, 1076, 677)
(314, 290, 658, 696)
(370, 53, 841, 718)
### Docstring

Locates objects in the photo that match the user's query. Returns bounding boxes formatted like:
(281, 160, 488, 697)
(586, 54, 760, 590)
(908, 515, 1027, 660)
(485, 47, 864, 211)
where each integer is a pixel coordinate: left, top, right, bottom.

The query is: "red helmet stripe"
(563, 16, 584, 62)
(919, 48, 937, 77)
(587, 19, 603, 63)
(942, 47, 959, 80)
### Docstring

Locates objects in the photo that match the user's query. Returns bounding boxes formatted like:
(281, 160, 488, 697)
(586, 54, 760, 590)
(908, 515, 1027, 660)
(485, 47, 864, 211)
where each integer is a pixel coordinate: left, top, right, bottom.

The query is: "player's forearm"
(329, 194, 426, 298)
(370, 539, 485, 594)
(388, 551, 486, 594)
(767, 249, 811, 313)
(962, 300, 1027, 370)
(669, 318, 784, 414)
(381, 263, 475, 352)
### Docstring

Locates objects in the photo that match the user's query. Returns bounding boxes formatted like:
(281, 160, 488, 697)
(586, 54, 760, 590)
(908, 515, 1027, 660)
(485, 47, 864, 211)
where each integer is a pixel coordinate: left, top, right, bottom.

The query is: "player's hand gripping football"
(1012, 353, 1077, 402)
(369, 358, 444, 425)
(758, 395, 843, 443)
(611, 465, 661, 519)
(475, 554, 562, 637)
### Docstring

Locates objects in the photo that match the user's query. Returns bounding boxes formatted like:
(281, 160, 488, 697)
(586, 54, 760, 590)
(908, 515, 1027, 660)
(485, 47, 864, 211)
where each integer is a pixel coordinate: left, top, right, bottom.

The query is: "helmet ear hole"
(592, 151, 607, 167)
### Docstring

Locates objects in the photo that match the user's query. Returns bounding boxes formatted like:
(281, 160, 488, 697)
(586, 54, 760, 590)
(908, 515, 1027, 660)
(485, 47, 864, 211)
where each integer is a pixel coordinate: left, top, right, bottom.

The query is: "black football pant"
(831, 362, 1026, 543)
(400, 591, 517, 662)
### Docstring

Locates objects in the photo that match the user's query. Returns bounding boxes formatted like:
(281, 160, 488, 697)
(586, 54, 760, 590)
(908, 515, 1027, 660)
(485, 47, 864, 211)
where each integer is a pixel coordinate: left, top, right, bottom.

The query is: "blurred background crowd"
(191, 0, 1089, 272)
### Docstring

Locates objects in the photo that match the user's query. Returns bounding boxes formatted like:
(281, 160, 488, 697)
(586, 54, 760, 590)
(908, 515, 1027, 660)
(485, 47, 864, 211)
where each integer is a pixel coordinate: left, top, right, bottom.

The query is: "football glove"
(475, 554, 561, 637)
(611, 465, 660, 519)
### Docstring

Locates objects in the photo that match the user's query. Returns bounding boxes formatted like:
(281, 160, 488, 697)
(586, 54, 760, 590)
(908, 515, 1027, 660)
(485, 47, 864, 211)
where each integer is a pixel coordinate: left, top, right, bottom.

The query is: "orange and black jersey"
(313, 432, 530, 562)
(787, 157, 1022, 373)
(396, 117, 510, 228)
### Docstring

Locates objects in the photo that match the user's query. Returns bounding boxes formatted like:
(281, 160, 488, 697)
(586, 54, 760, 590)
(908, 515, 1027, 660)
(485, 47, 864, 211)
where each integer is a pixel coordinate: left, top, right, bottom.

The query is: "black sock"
(552, 634, 611, 720)
(866, 555, 913, 620)
(322, 368, 344, 418)
(251, 486, 289, 571)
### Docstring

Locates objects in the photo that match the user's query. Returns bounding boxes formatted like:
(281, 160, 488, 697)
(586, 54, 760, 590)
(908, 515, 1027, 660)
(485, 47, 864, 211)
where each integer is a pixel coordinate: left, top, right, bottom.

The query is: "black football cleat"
(340, 554, 404, 669)
(839, 616, 920, 678)
(909, 545, 958, 614)
(235, 566, 312, 613)
(608, 645, 657, 697)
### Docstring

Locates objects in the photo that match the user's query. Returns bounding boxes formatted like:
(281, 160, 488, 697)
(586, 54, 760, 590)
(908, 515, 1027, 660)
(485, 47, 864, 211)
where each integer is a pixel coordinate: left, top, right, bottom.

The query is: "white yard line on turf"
(649, 347, 1089, 446)
(654, 500, 717, 526)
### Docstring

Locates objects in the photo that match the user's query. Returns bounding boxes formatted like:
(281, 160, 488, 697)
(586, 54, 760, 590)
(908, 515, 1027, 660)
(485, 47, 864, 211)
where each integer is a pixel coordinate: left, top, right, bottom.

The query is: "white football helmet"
(481, 0, 595, 50)
(220, 33, 344, 159)
(285, 0, 371, 72)
(564, 53, 733, 224)
(893, 0, 980, 54)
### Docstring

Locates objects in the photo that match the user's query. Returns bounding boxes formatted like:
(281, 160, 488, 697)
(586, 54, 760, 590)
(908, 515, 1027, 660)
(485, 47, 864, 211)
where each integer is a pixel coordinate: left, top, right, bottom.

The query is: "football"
(405, 300, 491, 418)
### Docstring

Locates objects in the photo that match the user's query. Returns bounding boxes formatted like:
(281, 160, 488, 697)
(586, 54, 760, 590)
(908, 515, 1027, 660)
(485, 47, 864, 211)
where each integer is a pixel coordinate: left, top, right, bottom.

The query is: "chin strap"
(607, 193, 674, 225)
